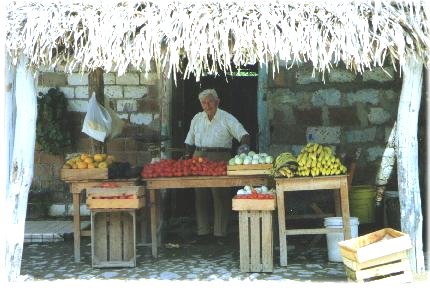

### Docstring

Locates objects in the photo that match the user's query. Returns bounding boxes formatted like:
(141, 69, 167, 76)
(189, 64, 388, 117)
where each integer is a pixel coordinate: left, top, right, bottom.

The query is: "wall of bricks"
(34, 67, 161, 209)
(267, 62, 403, 185)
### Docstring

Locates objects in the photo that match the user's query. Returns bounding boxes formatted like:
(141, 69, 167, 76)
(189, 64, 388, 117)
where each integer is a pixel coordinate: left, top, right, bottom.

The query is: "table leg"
(340, 179, 352, 239)
(150, 189, 158, 258)
(276, 188, 288, 266)
(333, 189, 341, 216)
(72, 192, 81, 262)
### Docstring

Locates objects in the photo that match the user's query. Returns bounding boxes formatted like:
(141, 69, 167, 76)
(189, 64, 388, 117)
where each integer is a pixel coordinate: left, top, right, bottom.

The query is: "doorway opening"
(166, 64, 259, 229)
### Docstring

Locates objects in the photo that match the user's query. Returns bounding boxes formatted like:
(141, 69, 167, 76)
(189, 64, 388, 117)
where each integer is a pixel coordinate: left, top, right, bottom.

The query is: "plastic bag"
(106, 105, 125, 140)
(82, 93, 112, 142)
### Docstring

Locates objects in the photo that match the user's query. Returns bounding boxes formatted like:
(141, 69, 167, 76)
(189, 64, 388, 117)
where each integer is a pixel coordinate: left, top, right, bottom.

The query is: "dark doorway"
(167, 65, 259, 223)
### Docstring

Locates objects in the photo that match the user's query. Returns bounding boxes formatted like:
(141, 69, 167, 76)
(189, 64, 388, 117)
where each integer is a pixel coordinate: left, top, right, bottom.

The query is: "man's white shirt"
(185, 108, 248, 148)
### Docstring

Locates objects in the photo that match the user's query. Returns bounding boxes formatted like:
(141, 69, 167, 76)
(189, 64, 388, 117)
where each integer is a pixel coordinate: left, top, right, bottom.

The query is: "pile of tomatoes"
(141, 157, 227, 178)
(234, 194, 275, 200)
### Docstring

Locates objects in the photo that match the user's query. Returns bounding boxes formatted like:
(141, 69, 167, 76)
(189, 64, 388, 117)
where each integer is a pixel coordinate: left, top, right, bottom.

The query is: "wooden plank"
(239, 211, 250, 272)
(285, 228, 340, 235)
(60, 168, 108, 181)
(92, 260, 135, 268)
(352, 259, 411, 281)
(144, 175, 269, 189)
(122, 211, 135, 263)
(250, 212, 261, 272)
(69, 179, 138, 194)
(227, 169, 272, 176)
(227, 164, 272, 175)
(261, 211, 273, 272)
(275, 176, 345, 191)
(87, 186, 144, 197)
(342, 251, 408, 271)
(277, 189, 288, 266)
(338, 228, 412, 263)
(227, 164, 272, 171)
(92, 212, 108, 265)
(232, 198, 276, 211)
(109, 212, 122, 262)
(87, 198, 144, 209)
(339, 178, 351, 240)
(150, 190, 158, 258)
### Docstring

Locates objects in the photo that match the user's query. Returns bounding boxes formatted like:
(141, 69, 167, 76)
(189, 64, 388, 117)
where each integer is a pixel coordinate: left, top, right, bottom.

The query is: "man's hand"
(180, 153, 192, 160)
(237, 144, 250, 155)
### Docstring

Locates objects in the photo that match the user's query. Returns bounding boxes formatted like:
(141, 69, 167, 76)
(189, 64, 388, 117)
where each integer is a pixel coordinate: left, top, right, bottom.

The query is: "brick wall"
(34, 67, 161, 208)
(267, 62, 402, 185)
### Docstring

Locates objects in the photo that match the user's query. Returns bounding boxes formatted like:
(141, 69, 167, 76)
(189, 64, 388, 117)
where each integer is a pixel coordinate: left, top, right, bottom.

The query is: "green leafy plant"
(36, 88, 72, 155)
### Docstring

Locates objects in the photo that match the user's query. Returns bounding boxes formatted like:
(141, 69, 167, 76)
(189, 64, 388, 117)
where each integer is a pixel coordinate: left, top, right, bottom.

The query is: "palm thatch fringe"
(6, 0, 430, 79)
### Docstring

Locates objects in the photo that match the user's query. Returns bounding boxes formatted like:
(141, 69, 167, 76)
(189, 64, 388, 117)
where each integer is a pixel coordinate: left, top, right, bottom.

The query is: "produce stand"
(232, 195, 276, 272)
(275, 175, 351, 266)
(142, 175, 270, 258)
(61, 177, 140, 262)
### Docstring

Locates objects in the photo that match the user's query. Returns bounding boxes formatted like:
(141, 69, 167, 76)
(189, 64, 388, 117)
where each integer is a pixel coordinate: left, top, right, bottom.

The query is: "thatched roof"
(6, 0, 430, 79)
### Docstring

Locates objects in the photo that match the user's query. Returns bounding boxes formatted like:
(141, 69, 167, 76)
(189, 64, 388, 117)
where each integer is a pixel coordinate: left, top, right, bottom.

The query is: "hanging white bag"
(82, 93, 112, 142)
(106, 105, 125, 140)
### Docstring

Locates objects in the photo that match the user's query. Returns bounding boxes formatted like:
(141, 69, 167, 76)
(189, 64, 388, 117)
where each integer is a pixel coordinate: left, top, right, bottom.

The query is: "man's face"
(200, 95, 219, 117)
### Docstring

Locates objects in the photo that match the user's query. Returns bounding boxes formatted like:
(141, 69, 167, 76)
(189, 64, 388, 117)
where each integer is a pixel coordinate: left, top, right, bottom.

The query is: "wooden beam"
(0, 52, 16, 283)
(2, 56, 37, 281)
(88, 68, 105, 153)
(257, 63, 269, 153)
(397, 55, 425, 274)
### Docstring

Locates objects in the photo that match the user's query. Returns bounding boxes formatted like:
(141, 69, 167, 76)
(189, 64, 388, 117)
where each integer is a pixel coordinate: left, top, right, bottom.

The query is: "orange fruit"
(87, 162, 96, 169)
(84, 157, 94, 164)
(77, 161, 88, 169)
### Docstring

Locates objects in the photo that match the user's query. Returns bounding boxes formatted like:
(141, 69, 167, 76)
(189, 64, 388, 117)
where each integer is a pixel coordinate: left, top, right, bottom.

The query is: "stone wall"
(267, 62, 402, 185)
(33, 67, 162, 214)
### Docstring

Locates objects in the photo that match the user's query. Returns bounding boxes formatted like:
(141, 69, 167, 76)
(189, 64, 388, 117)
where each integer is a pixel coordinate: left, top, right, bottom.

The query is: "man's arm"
(240, 134, 250, 145)
(237, 134, 251, 154)
(184, 143, 196, 158)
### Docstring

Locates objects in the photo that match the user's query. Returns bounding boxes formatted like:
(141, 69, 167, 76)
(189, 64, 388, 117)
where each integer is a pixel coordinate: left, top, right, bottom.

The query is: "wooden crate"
(86, 186, 144, 209)
(91, 210, 137, 268)
(232, 196, 276, 211)
(60, 168, 108, 181)
(227, 164, 272, 175)
(237, 210, 274, 272)
(338, 228, 413, 283)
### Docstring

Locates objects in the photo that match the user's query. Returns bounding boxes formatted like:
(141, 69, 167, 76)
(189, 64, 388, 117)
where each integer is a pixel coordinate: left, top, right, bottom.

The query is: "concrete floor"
(20, 220, 429, 287)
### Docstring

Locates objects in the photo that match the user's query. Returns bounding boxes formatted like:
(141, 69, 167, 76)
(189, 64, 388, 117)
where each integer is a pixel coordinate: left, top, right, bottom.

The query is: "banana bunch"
(296, 143, 347, 177)
(272, 152, 298, 178)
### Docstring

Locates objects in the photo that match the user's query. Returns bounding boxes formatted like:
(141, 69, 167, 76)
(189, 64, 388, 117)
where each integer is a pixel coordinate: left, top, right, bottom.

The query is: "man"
(184, 89, 250, 243)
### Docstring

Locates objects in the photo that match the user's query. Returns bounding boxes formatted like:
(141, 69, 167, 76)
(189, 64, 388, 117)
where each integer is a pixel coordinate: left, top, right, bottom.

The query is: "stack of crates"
(338, 228, 413, 283)
(87, 186, 144, 268)
(232, 196, 276, 272)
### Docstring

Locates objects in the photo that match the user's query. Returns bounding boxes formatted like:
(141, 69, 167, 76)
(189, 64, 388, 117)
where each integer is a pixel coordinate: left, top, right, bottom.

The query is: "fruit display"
(228, 151, 274, 166)
(62, 153, 115, 169)
(234, 185, 275, 199)
(272, 143, 347, 178)
(272, 152, 298, 178)
(141, 157, 227, 178)
(296, 143, 347, 177)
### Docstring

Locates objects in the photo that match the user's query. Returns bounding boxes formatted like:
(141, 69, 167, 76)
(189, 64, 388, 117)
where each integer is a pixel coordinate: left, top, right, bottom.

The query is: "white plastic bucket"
(324, 217, 359, 262)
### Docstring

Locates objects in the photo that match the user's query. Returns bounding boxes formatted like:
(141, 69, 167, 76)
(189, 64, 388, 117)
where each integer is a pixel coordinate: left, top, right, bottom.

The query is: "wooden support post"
(88, 67, 105, 153)
(397, 55, 425, 274)
(2, 56, 37, 281)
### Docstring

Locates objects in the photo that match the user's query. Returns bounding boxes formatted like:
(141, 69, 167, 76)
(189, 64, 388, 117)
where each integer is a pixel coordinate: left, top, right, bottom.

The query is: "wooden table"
(275, 175, 351, 266)
(143, 175, 270, 258)
(62, 178, 140, 262)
